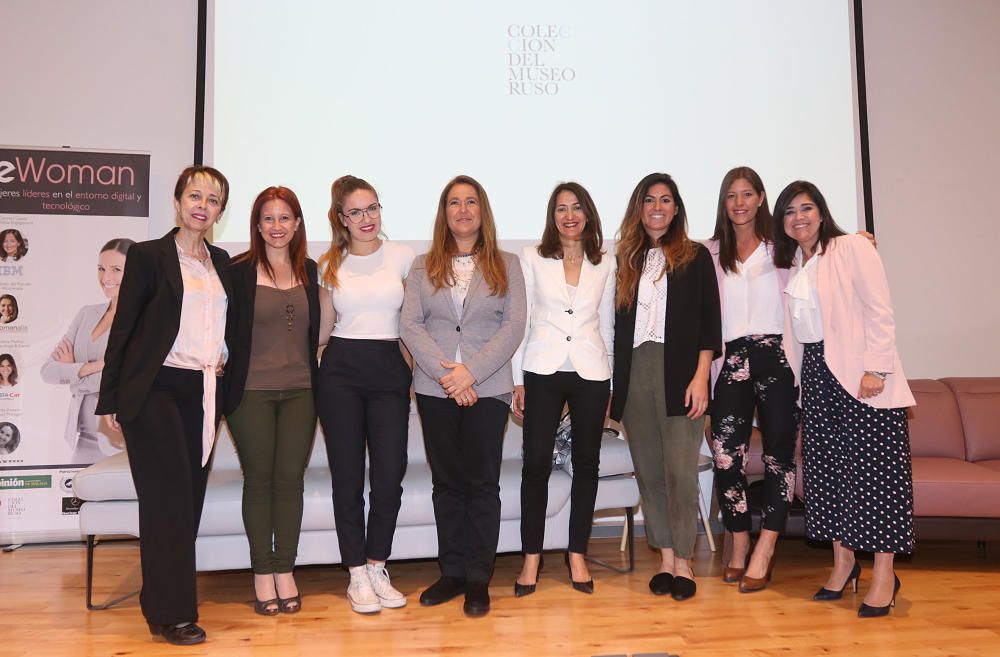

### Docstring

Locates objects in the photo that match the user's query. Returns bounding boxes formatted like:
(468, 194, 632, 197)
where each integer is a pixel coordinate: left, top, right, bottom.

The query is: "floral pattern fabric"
(710, 334, 800, 533)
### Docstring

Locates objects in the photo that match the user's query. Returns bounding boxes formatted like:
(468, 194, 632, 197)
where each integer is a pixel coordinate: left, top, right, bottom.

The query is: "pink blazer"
(704, 239, 792, 394)
(783, 234, 915, 409)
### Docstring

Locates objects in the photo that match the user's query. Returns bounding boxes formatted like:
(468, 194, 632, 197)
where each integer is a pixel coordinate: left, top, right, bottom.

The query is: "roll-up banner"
(0, 146, 149, 545)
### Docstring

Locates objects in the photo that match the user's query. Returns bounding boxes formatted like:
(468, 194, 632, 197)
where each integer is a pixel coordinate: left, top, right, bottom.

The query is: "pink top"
(165, 242, 228, 465)
(782, 234, 915, 409)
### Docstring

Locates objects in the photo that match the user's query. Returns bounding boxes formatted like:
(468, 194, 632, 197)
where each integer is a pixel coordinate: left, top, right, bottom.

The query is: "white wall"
(0, 0, 198, 237)
(863, 0, 1000, 377)
(3, 0, 998, 377)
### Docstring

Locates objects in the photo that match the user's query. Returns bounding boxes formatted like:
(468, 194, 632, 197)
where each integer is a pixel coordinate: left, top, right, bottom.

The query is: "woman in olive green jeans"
(224, 186, 329, 615)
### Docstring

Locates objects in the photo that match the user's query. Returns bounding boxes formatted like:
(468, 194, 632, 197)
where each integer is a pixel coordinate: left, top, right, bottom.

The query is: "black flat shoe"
(813, 561, 861, 601)
(670, 576, 697, 601)
(148, 622, 206, 645)
(858, 574, 900, 618)
(564, 552, 593, 594)
(514, 554, 544, 597)
(649, 572, 674, 596)
(419, 576, 465, 607)
(463, 581, 490, 617)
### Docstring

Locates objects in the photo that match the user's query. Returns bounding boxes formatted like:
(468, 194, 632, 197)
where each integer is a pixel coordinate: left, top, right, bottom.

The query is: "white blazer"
(512, 245, 616, 385)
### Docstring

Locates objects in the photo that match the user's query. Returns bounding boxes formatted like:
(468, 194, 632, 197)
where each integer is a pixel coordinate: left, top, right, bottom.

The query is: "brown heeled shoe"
(722, 561, 746, 584)
(739, 555, 775, 593)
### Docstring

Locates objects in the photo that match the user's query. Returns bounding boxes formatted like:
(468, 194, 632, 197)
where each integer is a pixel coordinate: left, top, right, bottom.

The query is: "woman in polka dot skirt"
(771, 180, 915, 618)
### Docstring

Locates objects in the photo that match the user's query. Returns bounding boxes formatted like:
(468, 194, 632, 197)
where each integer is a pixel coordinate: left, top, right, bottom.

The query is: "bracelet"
(866, 371, 888, 381)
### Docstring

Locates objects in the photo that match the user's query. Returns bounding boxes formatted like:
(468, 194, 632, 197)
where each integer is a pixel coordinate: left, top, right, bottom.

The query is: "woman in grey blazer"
(399, 174, 526, 618)
(41, 238, 135, 464)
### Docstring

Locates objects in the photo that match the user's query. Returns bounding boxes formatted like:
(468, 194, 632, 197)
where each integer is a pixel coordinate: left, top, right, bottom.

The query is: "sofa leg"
(586, 507, 635, 574)
(86, 535, 140, 611)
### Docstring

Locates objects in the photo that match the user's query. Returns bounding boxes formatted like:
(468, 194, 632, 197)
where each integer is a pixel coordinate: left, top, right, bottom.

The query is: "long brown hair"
(711, 166, 772, 275)
(317, 175, 378, 288)
(231, 186, 310, 287)
(771, 180, 846, 269)
(537, 182, 604, 265)
(615, 173, 698, 310)
(425, 175, 508, 296)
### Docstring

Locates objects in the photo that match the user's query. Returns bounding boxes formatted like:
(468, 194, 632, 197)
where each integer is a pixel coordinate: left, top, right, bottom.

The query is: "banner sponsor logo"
(0, 147, 150, 217)
(0, 475, 51, 489)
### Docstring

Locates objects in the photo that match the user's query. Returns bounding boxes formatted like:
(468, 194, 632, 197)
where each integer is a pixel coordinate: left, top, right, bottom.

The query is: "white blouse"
(165, 242, 228, 466)
(722, 241, 784, 342)
(785, 248, 824, 344)
(450, 254, 477, 361)
(633, 248, 668, 348)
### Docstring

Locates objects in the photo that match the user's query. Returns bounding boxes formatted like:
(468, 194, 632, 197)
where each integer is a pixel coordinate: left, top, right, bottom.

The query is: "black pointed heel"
(565, 552, 593, 594)
(813, 561, 861, 601)
(858, 574, 900, 618)
(514, 554, 544, 597)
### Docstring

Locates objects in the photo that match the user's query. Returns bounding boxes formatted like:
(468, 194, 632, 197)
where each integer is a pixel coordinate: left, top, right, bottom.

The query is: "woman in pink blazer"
(773, 180, 915, 619)
(511, 182, 615, 596)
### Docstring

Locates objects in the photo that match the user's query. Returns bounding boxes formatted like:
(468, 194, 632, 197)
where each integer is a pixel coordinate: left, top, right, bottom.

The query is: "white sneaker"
(367, 562, 407, 608)
(347, 565, 381, 614)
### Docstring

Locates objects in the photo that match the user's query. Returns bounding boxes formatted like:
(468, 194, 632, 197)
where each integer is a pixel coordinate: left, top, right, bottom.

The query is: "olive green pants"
(622, 342, 705, 560)
(227, 389, 316, 574)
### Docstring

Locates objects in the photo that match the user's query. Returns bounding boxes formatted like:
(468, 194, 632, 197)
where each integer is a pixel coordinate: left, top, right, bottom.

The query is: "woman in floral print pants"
(705, 167, 799, 593)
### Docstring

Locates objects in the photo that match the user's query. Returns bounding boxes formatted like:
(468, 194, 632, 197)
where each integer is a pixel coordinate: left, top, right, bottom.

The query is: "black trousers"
(317, 337, 411, 567)
(415, 393, 509, 583)
(710, 335, 799, 533)
(520, 371, 609, 554)
(120, 366, 219, 626)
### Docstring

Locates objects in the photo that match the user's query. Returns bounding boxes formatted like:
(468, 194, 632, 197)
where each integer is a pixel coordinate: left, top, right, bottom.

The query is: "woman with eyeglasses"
(316, 175, 415, 615)
(400, 174, 526, 617)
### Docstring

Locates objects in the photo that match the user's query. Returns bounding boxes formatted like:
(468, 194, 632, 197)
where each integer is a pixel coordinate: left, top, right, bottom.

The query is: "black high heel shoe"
(813, 561, 861, 601)
(514, 554, 544, 597)
(858, 574, 900, 618)
(564, 552, 593, 594)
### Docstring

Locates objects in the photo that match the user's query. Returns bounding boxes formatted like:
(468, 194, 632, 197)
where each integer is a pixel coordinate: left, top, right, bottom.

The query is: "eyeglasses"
(341, 203, 382, 223)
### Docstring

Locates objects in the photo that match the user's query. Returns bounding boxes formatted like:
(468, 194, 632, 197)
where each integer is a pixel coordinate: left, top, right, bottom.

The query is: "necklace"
(270, 268, 295, 331)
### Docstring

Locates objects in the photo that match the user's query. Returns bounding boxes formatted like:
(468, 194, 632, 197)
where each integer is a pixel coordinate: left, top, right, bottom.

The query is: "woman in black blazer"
(609, 173, 721, 602)
(97, 166, 233, 646)
(223, 186, 322, 616)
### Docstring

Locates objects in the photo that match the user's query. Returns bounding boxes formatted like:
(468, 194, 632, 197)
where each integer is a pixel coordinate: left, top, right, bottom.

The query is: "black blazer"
(610, 244, 721, 420)
(222, 257, 321, 415)
(97, 228, 233, 423)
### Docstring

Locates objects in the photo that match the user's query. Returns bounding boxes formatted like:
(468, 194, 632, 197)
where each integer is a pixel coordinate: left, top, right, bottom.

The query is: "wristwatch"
(866, 371, 889, 381)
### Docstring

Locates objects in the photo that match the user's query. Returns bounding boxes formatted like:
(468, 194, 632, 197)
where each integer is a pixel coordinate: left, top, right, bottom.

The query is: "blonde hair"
(317, 175, 378, 288)
(425, 175, 508, 296)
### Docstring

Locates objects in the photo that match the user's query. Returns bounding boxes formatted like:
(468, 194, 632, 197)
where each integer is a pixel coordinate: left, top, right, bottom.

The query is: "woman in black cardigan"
(97, 166, 233, 645)
(223, 186, 323, 616)
(610, 172, 721, 602)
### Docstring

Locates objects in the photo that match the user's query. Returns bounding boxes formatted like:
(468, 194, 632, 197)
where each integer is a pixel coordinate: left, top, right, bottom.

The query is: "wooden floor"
(4, 534, 1000, 657)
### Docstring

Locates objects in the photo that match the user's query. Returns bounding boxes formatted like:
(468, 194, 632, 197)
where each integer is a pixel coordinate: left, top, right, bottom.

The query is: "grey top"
(245, 285, 311, 390)
(400, 250, 526, 400)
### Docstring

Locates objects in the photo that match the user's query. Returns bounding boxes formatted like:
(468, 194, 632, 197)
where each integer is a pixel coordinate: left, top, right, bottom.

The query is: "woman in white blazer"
(511, 182, 615, 596)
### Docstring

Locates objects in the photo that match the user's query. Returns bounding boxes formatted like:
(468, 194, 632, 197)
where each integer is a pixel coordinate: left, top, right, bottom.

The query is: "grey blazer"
(400, 250, 526, 400)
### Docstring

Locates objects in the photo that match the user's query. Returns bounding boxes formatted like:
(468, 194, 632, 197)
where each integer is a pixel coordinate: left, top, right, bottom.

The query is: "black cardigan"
(222, 257, 321, 415)
(610, 244, 721, 420)
(97, 229, 233, 422)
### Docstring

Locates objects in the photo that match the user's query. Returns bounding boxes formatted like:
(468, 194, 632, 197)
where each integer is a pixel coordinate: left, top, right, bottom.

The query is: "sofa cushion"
(74, 451, 135, 501)
(941, 377, 1000, 462)
(907, 379, 966, 460)
(978, 460, 1000, 473)
(911, 456, 1000, 518)
(563, 432, 634, 477)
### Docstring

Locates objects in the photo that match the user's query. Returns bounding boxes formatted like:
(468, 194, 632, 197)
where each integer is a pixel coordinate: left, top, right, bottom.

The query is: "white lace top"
(633, 248, 668, 347)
